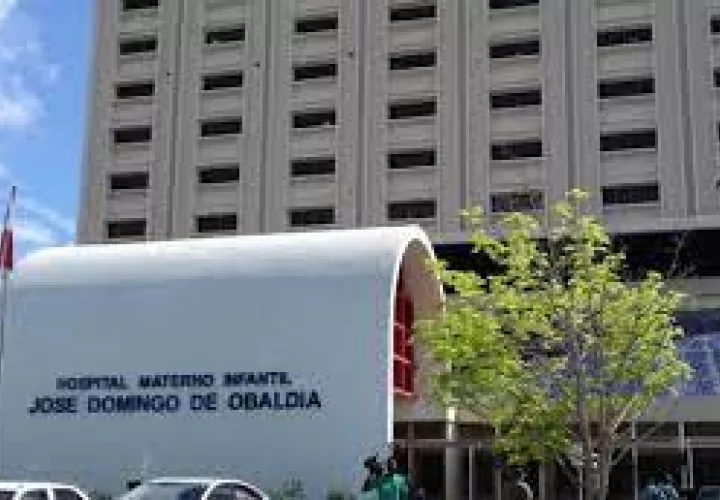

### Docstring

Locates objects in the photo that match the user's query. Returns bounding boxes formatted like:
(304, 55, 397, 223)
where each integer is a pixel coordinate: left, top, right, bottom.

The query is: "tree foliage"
(417, 190, 691, 500)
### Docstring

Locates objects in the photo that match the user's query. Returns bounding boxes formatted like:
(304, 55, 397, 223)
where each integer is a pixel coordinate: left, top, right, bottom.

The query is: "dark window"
(292, 109, 336, 129)
(389, 51, 436, 70)
(489, 38, 540, 59)
(106, 219, 146, 239)
(597, 25, 653, 47)
(207, 485, 260, 500)
(490, 190, 544, 213)
(491, 139, 542, 160)
(714, 69, 720, 88)
(119, 37, 157, 55)
(122, 0, 158, 11)
(295, 16, 338, 34)
(388, 200, 436, 220)
(113, 127, 152, 144)
(54, 490, 84, 500)
(200, 118, 242, 137)
(602, 183, 660, 205)
(197, 213, 238, 233)
(198, 165, 240, 184)
(489, 0, 538, 9)
(202, 71, 243, 91)
(205, 26, 245, 45)
(293, 62, 338, 82)
(110, 172, 149, 191)
(19, 491, 48, 500)
(390, 4, 436, 22)
(712, 17, 720, 35)
(388, 99, 436, 120)
(291, 157, 336, 177)
(388, 149, 436, 169)
(490, 88, 541, 109)
(598, 77, 654, 99)
(289, 207, 335, 226)
(600, 130, 656, 152)
(116, 81, 155, 99)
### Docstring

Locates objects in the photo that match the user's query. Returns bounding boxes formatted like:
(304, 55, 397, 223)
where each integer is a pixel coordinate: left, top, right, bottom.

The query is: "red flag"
(0, 186, 17, 273)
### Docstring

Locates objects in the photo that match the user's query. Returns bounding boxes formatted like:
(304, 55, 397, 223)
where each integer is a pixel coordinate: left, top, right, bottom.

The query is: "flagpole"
(0, 185, 17, 472)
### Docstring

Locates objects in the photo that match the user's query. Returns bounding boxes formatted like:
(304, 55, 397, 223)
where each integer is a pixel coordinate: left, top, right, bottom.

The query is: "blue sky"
(0, 0, 90, 258)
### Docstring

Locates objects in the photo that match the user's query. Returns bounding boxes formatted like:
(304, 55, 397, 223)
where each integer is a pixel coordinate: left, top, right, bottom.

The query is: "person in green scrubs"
(378, 457, 410, 500)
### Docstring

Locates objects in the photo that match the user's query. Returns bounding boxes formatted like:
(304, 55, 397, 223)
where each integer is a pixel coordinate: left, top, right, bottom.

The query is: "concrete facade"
(77, 0, 720, 244)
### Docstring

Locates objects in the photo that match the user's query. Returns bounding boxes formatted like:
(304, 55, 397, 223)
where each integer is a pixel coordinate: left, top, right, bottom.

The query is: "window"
(598, 77, 654, 99)
(292, 109, 336, 129)
(207, 484, 261, 500)
(109, 172, 149, 191)
(119, 37, 157, 56)
(390, 4, 436, 22)
(597, 25, 653, 47)
(388, 200, 436, 220)
(106, 219, 146, 239)
(289, 207, 335, 227)
(200, 118, 242, 137)
(712, 17, 720, 35)
(602, 183, 660, 205)
(293, 62, 338, 82)
(389, 51, 436, 71)
(54, 489, 84, 500)
(122, 0, 158, 10)
(19, 491, 48, 500)
(388, 149, 436, 169)
(388, 99, 436, 120)
(490, 191, 544, 213)
(205, 26, 245, 45)
(198, 165, 240, 184)
(202, 71, 243, 91)
(489, 0, 538, 9)
(115, 81, 155, 99)
(491, 139, 542, 160)
(490, 88, 541, 109)
(600, 130, 656, 152)
(291, 157, 336, 177)
(295, 16, 338, 34)
(489, 38, 540, 59)
(197, 213, 238, 233)
(714, 69, 720, 88)
(113, 127, 152, 145)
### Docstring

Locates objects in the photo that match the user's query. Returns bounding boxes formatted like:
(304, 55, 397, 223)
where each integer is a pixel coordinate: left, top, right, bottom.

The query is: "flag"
(0, 186, 17, 273)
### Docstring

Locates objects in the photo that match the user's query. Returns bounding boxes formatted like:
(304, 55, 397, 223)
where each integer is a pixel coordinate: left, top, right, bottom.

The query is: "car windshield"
(116, 483, 208, 500)
(0, 490, 15, 500)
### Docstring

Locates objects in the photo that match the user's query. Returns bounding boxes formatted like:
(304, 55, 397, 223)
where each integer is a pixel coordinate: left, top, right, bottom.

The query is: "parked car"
(698, 485, 720, 500)
(0, 481, 91, 500)
(116, 478, 269, 500)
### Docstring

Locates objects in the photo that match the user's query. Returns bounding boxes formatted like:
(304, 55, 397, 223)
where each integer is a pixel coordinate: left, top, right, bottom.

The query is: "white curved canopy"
(0, 226, 443, 498)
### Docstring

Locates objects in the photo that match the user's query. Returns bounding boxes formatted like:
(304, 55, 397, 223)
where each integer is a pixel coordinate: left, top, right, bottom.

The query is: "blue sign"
(27, 372, 322, 416)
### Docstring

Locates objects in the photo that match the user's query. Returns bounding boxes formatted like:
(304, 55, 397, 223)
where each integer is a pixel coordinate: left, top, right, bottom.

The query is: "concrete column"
(468, 446, 475, 500)
(445, 408, 461, 500)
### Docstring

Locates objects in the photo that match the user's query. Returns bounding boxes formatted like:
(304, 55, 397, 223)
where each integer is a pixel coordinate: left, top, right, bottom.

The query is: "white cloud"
(0, 2, 74, 254)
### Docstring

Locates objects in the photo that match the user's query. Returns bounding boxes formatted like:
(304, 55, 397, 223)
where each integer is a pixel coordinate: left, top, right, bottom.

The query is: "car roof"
(149, 478, 256, 488)
(0, 483, 80, 490)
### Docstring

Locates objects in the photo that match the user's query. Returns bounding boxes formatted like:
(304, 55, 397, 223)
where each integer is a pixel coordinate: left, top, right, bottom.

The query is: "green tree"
(417, 190, 691, 500)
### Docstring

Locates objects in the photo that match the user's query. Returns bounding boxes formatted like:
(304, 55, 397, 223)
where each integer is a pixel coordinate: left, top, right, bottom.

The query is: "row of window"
(104, 200, 437, 240)
(105, 182, 660, 239)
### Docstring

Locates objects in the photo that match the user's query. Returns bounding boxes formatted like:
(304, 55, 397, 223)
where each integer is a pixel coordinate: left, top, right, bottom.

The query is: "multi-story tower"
(78, 0, 720, 244)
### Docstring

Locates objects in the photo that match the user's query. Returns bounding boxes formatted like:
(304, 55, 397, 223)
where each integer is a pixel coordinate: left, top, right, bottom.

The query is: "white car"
(0, 482, 91, 500)
(116, 478, 269, 500)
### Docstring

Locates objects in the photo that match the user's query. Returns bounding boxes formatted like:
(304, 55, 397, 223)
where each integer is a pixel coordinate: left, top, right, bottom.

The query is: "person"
(361, 456, 383, 496)
(641, 477, 668, 500)
(658, 473, 679, 500)
(502, 467, 533, 500)
(378, 457, 410, 500)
